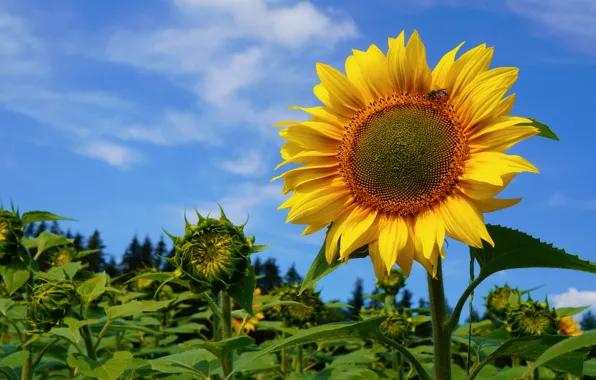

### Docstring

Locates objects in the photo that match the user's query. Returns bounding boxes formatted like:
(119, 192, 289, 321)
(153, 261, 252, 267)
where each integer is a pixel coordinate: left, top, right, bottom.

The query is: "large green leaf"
(77, 272, 108, 304)
(0, 259, 30, 296)
(150, 349, 216, 378)
(227, 266, 255, 315)
(67, 351, 133, 380)
(516, 118, 559, 141)
(556, 306, 591, 317)
(530, 330, 596, 374)
(42, 262, 82, 281)
(105, 300, 172, 319)
(472, 335, 588, 377)
(0, 350, 29, 380)
(163, 323, 208, 334)
(472, 225, 596, 279)
(20, 211, 75, 226)
(233, 351, 278, 373)
(182, 336, 254, 359)
(328, 349, 377, 368)
(22, 232, 73, 255)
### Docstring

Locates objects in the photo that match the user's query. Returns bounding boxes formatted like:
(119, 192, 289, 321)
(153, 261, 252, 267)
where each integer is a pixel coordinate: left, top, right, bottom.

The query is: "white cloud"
(76, 141, 142, 169)
(547, 192, 596, 210)
(217, 150, 263, 175)
(550, 288, 596, 313)
(506, 0, 596, 56)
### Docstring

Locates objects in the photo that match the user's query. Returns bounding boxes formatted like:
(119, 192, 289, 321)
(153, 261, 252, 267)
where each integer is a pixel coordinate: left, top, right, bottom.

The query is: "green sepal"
(516, 118, 559, 141)
(227, 266, 256, 315)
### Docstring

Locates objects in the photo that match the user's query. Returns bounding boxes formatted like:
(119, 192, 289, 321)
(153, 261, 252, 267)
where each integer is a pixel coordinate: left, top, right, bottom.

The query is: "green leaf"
(42, 262, 83, 281)
(77, 272, 108, 304)
(20, 211, 75, 226)
(182, 336, 254, 359)
(474, 335, 587, 377)
(0, 259, 30, 296)
(227, 266, 255, 315)
(230, 317, 385, 376)
(516, 118, 559, 141)
(556, 306, 591, 317)
(164, 323, 208, 334)
(49, 326, 82, 344)
(530, 330, 596, 374)
(472, 225, 596, 280)
(256, 320, 299, 335)
(233, 351, 278, 373)
(150, 349, 216, 378)
(453, 320, 494, 336)
(0, 350, 28, 368)
(326, 302, 353, 309)
(105, 300, 172, 319)
(23, 231, 73, 255)
(329, 349, 377, 368)
(67, 351, 133, 380)
(0, 299, 15, 316)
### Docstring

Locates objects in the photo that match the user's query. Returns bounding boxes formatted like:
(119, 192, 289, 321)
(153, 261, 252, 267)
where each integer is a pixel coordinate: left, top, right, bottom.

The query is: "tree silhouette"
(581, 310, 596, 331)
(348, 278, 364, 320)
(35, 221, 47, 237)
(49, 221, 62, 235)
(284, 263, 302, 285)
(137, 235, 155, 269)
(257, 258, 282, 293)
(154, 236, 168, 270)
(85, 230, 107, 273)
(465, 307, 482, 323)
(398, 289, 413, 310)
(120, 235, 142, 274)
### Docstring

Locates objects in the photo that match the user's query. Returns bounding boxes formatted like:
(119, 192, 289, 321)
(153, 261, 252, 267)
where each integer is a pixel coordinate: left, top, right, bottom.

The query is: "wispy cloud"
(217, 150, 264, 176)
(547, 192, 596, 211)
(75, 141, 142, 169)
(550, 288, 596, 314)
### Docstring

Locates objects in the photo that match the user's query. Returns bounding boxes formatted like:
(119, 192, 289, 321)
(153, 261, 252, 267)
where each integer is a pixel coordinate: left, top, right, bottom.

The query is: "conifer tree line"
(23, 221, 596, 329)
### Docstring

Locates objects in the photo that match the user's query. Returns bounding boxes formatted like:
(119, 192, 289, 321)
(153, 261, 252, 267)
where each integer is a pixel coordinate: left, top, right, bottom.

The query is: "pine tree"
(398, 289, 413, 310)
(465, 307, 481, 323)
(348, 278, 364, 320)
(581, 310, 596, 331)
(257, 258, 282, 293)
(86, 230, 107, 273)
(65, 229, 73, 239)
(284, 263, 302, 285)
(24, 223, 35, 237)
(35, 221, 47, 236)
(137, 235, 155, 270)
(121, 235, 141, 274)
(73, 233, 85, 252)
(49, 221, 62, 235)
(154, 236, 168, 270)
(368, 288, 383, 310)
(104, 256, 120, 278)
(418, 298, 430, 316)
(254, 257, 263, 277)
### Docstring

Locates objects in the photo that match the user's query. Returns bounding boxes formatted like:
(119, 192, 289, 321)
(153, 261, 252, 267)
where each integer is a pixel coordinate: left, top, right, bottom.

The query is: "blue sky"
(2, 0, 596, 319)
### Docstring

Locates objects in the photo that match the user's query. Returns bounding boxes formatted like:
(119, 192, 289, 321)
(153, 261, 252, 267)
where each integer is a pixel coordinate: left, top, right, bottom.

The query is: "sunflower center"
(190, 231, 232, 278)
(339, 94, 468, 216)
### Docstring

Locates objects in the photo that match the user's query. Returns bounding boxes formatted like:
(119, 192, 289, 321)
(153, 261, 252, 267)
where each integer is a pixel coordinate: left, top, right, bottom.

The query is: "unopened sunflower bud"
(165, 207, 263, 294)
(49, 246, 76, 267)
(380, 311, 413, 345)
(485, 285, 520, 319)
(505, 299, 558, 338)
(376, 268, 406, 295)
(0, 210, 23, 263)
(267, 284, 324, 327)
(30, 279, 76, 331)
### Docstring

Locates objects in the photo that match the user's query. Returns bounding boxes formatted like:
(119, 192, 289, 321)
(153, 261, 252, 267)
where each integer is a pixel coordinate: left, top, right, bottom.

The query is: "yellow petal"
(439, 194, 494, 248)
(339, 206, 380, 259)
(345, 55, 375, 105)
(443, 43, 489, 94)
(387, 31, 407, 93)
(475, 197, 522, 213)
(291, 191, 352, 225)
(316, 63, 365, 111)
(460, 152, 539, 186)
(469, 120, 539, 153)
(414, 208, 444, 260)
(404, 30, 432, 95)
(488, 93, 516, 118)
(274, 149, 337, 171)
(432, 41, 465, 89)
(377, 214, 408, 273)
(272, 160, 338, 182)
(414, 243, 440, 278)
(352, 44, 393, 99)
(313, 83, 355, 119)
(395, 222, 416, 277)
(457, 173, 516, 200)
(286, 188, 351, 223)
(288, 105, 350, 128)
(325, 204, 358, 263)
(280, 124, 341, 151)
(369, 241, 387, 280)
(277, 168, 339, 195)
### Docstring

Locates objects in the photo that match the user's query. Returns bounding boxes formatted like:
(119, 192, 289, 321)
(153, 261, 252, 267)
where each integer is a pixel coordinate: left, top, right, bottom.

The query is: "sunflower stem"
(221, 291, 234, 378)
(392, 349, 404, 380)
(296, 345, 303, 373)
(428, 259, 452, 380)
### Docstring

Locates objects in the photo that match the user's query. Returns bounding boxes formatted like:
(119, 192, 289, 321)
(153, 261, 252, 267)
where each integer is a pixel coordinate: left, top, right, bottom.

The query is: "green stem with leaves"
(221, 291, 233, 378)
(392, 349, 404, 380)
(80, 304, 97, 360)
(428, 260, 452, 380)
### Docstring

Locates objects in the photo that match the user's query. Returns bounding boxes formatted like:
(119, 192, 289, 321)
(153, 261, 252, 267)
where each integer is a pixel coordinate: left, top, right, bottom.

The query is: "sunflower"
(559, 316, 584, 337)
(272, 30, 539, 279)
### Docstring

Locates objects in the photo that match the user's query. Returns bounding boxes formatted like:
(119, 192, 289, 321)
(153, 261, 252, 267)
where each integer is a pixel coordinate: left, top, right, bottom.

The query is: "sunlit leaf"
(20, 211, 75, 226)
(67, 351, 133, 380)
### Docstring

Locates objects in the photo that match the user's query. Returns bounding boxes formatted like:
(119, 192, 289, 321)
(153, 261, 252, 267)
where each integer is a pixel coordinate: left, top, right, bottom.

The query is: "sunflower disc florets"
(49, 246, 76, 267)
(0, 210, 23, 264)
(167, 208, 256, 294)
(267, 284, 324, 327)
(380, 310, 414, 346)
(485, 284, 520, 319)
(30, 279, 77, 331)
(505, 298, 558, 338)
(376, 268, 406, 296)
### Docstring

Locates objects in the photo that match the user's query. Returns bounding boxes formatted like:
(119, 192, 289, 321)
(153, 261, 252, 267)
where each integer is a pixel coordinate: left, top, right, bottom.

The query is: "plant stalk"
(428, 259, 452, 380)
(296, 345, 303, 373)
(392, 349, 404, 380)
(80, 305, 97, 360)
(221, 291, 233, 378)
(21, 266, 35, 380)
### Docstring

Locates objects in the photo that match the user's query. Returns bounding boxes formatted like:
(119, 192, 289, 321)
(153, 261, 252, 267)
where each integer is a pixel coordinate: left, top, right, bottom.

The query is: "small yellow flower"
(232, 288, 265, 334)
(559, 316, 584, 337)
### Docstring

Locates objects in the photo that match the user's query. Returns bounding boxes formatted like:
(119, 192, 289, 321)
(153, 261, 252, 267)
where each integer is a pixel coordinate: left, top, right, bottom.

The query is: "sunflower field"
(2, 30, 596, 380)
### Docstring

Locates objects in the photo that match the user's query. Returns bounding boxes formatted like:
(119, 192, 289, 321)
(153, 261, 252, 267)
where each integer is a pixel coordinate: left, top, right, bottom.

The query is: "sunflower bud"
(0, 210, 23, 263)
(380, 310, 414, 346)
(30, 279, 77, 331)
(559, 316, 584, 337)
(376, 268, 406, 296)
(166, 207, 258, 293)
(49, 246, 76, 267)
(158, 284, 174, 301)
(505, 299, 558, 338)
(267, 284, 324, 327)
(485, 285, 520, 319)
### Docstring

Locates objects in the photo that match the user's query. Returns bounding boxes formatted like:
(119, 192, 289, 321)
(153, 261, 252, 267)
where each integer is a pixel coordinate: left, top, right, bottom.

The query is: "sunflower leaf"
(556, 306, 591, 317)
(471, 225, 596, 279)
(227, 265, 255, 315)
(529, 330, 596, 375)
(20, 211, 76, 226)
(181, 336, 254, 359)
(517, 118, 559, 141)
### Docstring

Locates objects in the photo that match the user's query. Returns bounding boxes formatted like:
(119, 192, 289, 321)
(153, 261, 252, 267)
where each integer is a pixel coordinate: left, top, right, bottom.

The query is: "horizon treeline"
(24, 221, 596, 330)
